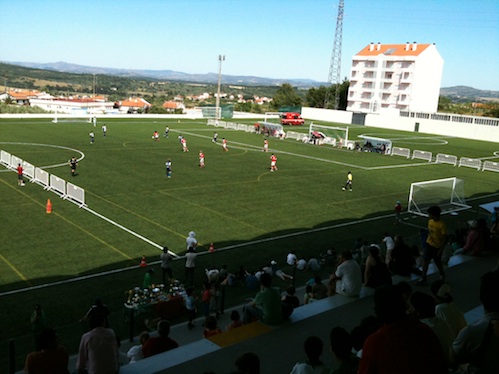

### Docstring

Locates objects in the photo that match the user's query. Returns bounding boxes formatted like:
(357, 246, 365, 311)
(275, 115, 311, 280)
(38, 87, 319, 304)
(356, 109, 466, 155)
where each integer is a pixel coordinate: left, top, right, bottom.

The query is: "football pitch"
(0, 116, 498, 370)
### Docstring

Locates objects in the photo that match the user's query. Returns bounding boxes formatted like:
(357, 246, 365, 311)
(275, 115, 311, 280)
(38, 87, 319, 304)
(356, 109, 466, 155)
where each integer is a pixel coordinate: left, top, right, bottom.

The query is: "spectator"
(389, 235, 419, 276)
(205, 267, 220, 283)
(281, 286, 300, 309)
(24, 328, 69, 374)
(160, 246, 173, 285)
(328, 250, 362, 297)
(184, 247, 197, 287)
(210, 283, 222, 318)
(245, 271, 259, 290)
(234, 351, 260, 374)
(76, 313, 119, 374)
(243, 273, 283, 325)
(410, 291, 454, 365)
(358, 285, 447, 374)
(330, 327, 359, 374)
(30, 304, 49, 351)
(142, 268, 154, 289)
(449, 269, 499, 372)
(311, 275, 328, 301)
(290, 336, 330, 374)
(79, 298, 110, 328)
(186, 231, 197, 250)
(430, 280, 467, 338)
(126, 331, 149, 364)
(303, 284, 313, 305)
(296, 258, 308, 271)
(226, 310, 244, 331)
(142, 320, 179, 358)
(350, 315, 381, 358)
(363, 245, 392, 289)
(270, 260, 293, 281)
(307, 257, 321, 272)
(286, 251, 298, 266)
(382, 232, 395, 265)
(115, 335, 129, 366)
(203, 315, 222, 338)
(184, 287, 197, 330)
(320, 248, 337, 269)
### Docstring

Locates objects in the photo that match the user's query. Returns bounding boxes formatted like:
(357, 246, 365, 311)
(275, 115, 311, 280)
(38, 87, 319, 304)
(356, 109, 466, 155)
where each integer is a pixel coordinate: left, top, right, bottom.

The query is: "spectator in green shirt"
(243, 273, 283, 325)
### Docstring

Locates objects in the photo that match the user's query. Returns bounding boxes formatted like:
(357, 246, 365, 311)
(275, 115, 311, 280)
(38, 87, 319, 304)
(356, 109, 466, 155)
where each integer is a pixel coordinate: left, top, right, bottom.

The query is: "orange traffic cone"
(209, 243, 215, 252)
(139, 256, 147, 267)
(46, 199, 52, 214)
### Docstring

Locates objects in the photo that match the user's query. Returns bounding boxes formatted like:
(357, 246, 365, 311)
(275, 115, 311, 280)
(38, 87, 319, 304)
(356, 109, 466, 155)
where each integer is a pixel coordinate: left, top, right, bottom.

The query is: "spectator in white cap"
(186, 231, 197, 251)
(430, 280, 467, 338)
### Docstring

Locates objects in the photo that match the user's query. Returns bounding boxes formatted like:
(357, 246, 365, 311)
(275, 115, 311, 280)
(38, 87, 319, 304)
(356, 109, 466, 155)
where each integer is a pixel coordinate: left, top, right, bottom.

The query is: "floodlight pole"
(216, 55, 225, 120)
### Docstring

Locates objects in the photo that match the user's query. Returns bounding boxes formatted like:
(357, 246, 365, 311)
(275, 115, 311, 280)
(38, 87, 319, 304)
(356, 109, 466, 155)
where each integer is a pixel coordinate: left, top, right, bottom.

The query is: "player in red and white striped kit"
(270, 153, 278, 172)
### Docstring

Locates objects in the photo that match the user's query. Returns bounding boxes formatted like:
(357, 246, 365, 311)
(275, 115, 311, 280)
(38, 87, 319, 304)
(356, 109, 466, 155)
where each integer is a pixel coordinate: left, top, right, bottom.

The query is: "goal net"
(408, 177, 471, 217)
(309, 124, 350, 148)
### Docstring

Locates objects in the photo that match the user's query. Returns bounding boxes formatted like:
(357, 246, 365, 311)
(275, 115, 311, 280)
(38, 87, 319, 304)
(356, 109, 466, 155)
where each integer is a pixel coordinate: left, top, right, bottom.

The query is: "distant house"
(162, 101, 185, 113)
(347, 42, 444, 114)
(3, 89, 53, 105)
(29, 96, 115, 114)
(118, 97, 151, 113)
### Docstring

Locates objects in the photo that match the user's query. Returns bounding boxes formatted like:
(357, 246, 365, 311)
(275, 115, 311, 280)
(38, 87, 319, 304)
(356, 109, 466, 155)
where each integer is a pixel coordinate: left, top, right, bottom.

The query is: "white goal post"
(412, 150, 433, 162)
(391, 147, 411, 158)
(458, 157, 482, 171)
(408, 177, 471, 217)
(309, 124, 353, 149)
(435, 153, 457, 166)
(482, 161, 499, 173)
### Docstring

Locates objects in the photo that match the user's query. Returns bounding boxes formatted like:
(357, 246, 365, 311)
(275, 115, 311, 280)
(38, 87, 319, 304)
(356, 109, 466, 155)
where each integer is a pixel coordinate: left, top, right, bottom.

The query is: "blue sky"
(1, 0, 498, 90)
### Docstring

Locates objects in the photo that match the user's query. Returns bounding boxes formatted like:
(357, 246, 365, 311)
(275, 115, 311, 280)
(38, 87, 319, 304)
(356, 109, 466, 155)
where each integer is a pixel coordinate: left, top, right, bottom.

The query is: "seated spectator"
(203, 315, 222, 338)
(410, 291, 454, 365)
(450, 269, 499, 373)
(328, 250, 362, 297)
(358, 285, 447, 374)
(430, 280, 467, 338)
(205, 268, 220, 283)
(270, 260, 293, 281)
(296, 258, 308, 271)
(282, 286, 300, 309)
(320, 248, 337, 268)
(226, 310, 244, 331)
(311, 275, 328, 301)
(290, 336, 330, 374)
(330, 327, 360, 374)
(389, 235, 419, 276)
(245, 271, 259, 290)
(455, 219, 487, 256)
(142, 320, 179, 358)
(350, 315, 381, 358)
(286, 251, 298, 266)
(126, 331, 149, 364)
(364, 245, 392, 289)
(243, 273, 283, 325)
(303, 285, 313, 305)
(218, 264, 229, 283)
(24, 328, 69, 374)
(234, 352, 260, 374)
(307, 257, 321, 272)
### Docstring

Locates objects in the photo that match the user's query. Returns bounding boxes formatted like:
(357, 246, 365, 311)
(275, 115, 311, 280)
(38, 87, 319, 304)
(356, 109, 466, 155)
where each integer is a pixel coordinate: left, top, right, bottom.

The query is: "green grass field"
(1, 116, 498, 371)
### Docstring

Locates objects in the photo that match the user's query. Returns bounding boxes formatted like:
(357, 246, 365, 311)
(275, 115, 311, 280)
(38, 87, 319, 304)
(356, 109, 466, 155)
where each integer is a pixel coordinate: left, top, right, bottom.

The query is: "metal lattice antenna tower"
(324, 0, 344, 109)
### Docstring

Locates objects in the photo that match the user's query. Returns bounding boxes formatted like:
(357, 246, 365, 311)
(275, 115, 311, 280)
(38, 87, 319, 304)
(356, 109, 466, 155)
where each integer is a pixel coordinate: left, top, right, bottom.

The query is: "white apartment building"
(347, 42, 444, 114)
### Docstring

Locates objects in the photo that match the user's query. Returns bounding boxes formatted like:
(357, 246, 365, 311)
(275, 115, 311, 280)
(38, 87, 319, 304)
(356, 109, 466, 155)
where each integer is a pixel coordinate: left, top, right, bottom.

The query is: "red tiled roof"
(356, 43, 431, 57)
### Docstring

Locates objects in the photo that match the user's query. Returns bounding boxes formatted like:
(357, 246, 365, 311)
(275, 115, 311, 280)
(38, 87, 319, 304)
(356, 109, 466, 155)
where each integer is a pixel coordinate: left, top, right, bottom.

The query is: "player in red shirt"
(222, 138, 228, 152)
(17, 163, 25, 186)
(199, 151, 205, 168)
(181, 138, 189, 152)
(270, 153, 278, 172)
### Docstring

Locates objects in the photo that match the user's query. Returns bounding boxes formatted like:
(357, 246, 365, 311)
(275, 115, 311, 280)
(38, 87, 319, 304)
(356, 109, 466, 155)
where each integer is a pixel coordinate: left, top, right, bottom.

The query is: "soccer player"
(153, 131, 159, 141)
(181, 137, 189, 152)
(262, 139, 269, 152)
(102, 125, 107, 137)
(164, 126, 169, 138)
(17, 163, 25, 186)
(69, 157, 78, 176)
(199, 151, 205, 168)
(270, 153, 278, 172)
(165, 159, 172, 178)
(89, 131, 95, 144)
(222, 138, 228, 152)
(212, 132, 218, 143)
(342, 171, 352, 191)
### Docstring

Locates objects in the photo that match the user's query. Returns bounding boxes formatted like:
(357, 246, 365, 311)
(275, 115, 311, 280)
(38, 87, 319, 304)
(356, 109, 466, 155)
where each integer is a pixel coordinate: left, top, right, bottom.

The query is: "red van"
(280, 112, 304, 126)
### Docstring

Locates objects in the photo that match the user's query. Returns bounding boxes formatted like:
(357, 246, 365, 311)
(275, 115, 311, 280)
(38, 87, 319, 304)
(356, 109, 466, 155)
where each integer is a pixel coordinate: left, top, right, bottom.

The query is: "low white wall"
(364, 114, 499, 144)
(302, 107, 353, 124)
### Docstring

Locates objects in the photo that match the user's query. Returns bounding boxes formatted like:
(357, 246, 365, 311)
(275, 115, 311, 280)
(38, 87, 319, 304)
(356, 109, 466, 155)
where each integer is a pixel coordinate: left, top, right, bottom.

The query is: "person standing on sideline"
(101, 124, 107, 137)
(165, 159, 172, 178)
(160, 246, 173, 284)
(342, 171, 353, 191)
(184, 247, 197, 287)
(69, 156, 78, 177)
(262, 139, 269, 152)
(89, 131, 95, 144)
(17, 163, 25, 186)
(270, 153, 278, 172)
(164, 126, 169, 138)
(199, 150, 205, 168)
(417, 205, 447, 285)
(394, 201, 402, 224)
(212, 132, 218, 143)
(222, 137, 228, 151)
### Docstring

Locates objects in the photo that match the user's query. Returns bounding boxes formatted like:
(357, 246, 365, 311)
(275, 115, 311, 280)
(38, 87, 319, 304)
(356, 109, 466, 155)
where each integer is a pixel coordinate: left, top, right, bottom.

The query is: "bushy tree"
(271, 83, 302, 110)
